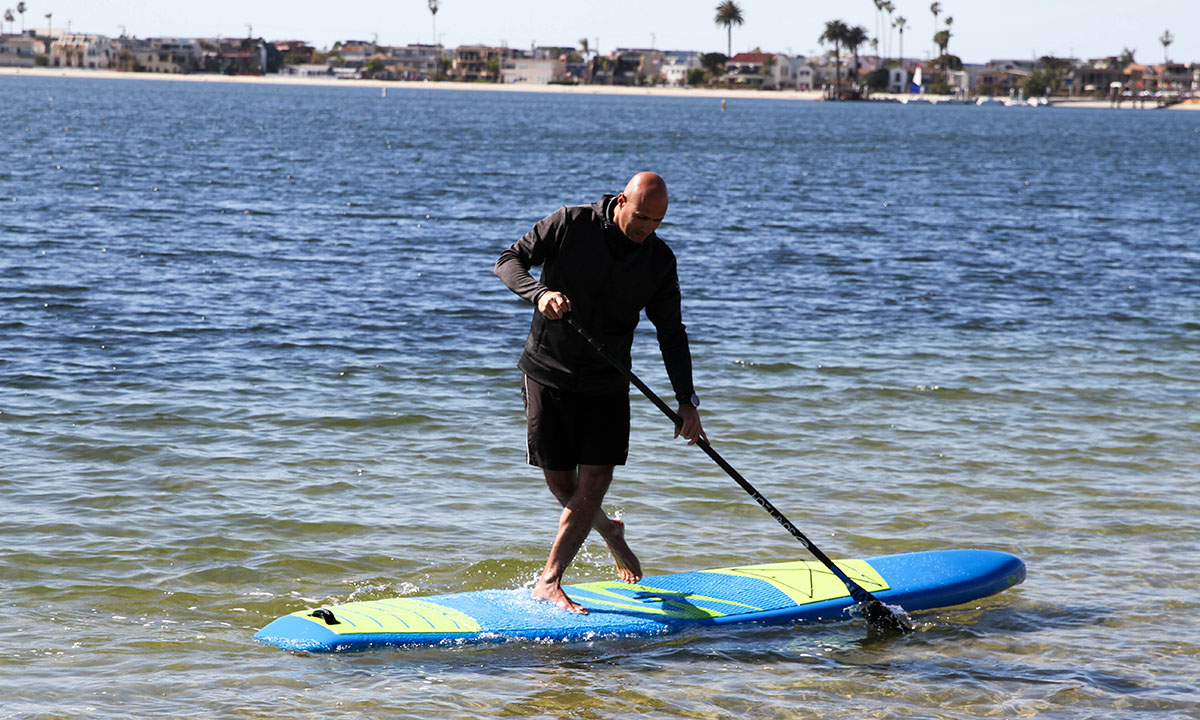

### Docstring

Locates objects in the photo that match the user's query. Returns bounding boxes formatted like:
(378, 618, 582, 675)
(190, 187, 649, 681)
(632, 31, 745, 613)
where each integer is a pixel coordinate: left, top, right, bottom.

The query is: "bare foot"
(600, 517, 642, 584)
(532, 581, 588, 614)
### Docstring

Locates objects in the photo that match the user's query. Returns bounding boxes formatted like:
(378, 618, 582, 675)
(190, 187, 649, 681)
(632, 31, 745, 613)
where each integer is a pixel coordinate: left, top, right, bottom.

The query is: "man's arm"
(645, 257, 706, 445)
(494, 207, 567, 305)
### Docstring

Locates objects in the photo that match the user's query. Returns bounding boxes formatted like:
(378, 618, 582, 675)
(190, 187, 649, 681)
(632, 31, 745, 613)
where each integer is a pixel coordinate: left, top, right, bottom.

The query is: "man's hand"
(674, 403, 707, 445)
(537, 291, 572, 320)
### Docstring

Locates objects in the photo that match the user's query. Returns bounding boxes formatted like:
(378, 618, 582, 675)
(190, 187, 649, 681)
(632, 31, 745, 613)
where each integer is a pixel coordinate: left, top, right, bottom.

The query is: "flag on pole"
(910, 64, 922, 94)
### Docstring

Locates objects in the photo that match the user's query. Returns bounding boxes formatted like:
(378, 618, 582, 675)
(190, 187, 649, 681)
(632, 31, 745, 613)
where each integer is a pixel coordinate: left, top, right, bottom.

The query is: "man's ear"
(615, 192, 626, 206)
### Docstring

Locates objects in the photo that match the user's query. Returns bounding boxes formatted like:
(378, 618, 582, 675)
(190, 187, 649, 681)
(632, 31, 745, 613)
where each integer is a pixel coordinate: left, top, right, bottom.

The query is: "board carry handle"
(563, 314, 912, 634)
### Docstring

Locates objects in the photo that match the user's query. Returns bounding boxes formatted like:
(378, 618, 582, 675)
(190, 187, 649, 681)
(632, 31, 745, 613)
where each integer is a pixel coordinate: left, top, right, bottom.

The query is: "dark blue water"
(2, 74, 1198, 718)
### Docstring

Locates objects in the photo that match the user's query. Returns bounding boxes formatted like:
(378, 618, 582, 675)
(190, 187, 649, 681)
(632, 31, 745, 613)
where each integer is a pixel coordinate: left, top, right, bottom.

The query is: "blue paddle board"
(254, 549, 1024, 652)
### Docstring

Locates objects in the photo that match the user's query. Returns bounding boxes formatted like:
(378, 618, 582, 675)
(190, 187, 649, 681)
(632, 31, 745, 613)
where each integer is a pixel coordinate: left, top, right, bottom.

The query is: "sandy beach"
(3, 66, 1196, 109)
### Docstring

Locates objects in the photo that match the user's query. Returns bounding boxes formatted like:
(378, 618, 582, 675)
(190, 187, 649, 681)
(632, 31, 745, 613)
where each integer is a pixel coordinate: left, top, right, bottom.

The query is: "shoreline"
(3, 66, 1197, 109)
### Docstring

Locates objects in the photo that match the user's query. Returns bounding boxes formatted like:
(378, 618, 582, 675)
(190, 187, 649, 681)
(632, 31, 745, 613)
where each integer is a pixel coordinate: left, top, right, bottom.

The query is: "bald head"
(613, 172, 669, 244)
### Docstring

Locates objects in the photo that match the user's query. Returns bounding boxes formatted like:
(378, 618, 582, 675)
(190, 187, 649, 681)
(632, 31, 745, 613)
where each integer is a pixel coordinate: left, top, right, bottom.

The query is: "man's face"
(613, 191, 667, 244)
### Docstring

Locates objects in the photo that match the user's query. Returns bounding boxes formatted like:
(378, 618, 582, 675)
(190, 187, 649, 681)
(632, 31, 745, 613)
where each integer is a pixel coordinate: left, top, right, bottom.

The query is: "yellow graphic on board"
(704, 559, 889, 606)
(296, 597, 482, 636)
(568, 581, 764, 619)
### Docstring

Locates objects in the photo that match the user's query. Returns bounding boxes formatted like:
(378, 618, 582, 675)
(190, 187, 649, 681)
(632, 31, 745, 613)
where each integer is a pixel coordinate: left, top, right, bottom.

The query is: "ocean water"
(1, 75, 1198, 719)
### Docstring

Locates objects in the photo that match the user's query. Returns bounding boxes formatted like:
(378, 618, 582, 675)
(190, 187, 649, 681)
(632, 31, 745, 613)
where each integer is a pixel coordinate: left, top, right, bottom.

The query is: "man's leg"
(543, 468, 642, 584)
(534, 464, 637, 614)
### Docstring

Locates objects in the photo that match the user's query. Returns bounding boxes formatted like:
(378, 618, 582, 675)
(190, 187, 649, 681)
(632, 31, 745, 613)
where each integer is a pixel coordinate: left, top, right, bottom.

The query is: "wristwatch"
(686, 392, 700, 408)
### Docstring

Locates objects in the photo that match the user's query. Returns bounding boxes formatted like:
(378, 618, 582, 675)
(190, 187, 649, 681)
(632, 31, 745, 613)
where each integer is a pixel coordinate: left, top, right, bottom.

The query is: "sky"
(13, 1, 1199, 65)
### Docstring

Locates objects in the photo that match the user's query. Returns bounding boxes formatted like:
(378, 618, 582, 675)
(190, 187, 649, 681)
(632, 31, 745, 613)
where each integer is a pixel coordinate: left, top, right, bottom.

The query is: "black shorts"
(522, 375, 630, 470)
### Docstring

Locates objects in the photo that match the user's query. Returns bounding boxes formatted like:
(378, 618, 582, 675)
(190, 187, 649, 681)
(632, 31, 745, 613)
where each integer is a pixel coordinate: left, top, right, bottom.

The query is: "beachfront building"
(452, 45, 514, 82)
(0, 32, 39, 67)
(49, 34, 114, 69)
(500, 57, 564, 84)
(947, 63, 984, 95)
(278, 63, 334, 78)
(977, 59, 1035, 96)
(724, 52, 773, 89)
(888, 66, 910, 93)
(335, 40, 376, 72)
(605, 48, 666, 86)
(387, 44, 442, 80)
(810, 53, 853, 89)
(116, 37, 203, 73)
(273, 41, 316, 66)
(725, 52, 810, 90)
(661, 51, 701, 87)
(199, 38, 274, 75)
(1157, 62, 1192, 90)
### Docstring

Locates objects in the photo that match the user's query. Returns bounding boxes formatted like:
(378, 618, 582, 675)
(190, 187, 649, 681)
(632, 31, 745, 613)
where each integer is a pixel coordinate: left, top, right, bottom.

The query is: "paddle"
(564, 314, 913, 634)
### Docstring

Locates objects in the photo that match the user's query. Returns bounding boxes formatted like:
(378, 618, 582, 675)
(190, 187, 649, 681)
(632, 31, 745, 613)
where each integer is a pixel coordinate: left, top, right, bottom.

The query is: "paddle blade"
(861, 600, 913, 635)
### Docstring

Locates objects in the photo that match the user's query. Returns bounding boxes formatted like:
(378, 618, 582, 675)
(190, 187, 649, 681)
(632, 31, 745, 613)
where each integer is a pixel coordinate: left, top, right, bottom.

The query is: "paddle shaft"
(564, 314, 901, 619)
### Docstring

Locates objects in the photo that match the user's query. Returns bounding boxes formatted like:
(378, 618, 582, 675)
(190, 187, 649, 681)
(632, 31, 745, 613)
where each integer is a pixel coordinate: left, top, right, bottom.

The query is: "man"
(494, 172, 706, 614)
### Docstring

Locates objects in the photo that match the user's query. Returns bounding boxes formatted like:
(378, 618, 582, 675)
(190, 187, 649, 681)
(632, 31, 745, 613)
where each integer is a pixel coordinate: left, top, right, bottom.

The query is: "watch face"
(690, 393, 700, 408)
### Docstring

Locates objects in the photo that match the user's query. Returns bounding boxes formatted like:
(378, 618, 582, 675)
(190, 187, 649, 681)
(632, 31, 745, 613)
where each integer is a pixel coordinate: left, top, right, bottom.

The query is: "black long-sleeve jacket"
(494, 195, 696, 401)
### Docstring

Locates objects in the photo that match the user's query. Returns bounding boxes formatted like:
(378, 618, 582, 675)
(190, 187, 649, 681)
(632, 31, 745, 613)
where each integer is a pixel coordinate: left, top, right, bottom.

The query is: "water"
(2, 75, 1198, 718)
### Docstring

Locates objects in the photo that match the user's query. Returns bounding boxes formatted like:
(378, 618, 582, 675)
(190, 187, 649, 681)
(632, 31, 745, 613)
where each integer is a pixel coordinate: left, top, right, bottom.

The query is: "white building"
(500, 57, 563, 84)
(662, 51, 701, 87)
(888, 66, 910, 93)
(725, 52, 810, 90)
(50, 33, 113, 69)
(278, 63, 334, 78)
(0, 32, 39, 67)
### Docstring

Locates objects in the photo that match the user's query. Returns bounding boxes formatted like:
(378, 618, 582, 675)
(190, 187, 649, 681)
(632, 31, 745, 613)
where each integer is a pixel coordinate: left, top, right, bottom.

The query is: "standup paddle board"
(254, 549, 1024, 652)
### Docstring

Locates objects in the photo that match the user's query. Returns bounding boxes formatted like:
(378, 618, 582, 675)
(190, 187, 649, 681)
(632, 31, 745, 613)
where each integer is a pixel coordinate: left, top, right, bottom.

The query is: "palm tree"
(43, 11, 50, 37)
(1160, 29, 1173, 63)
(929, 2, 940, 58)
(579, 37, 590, 60)
(893, 16, 907, 65)
(883, 2, 895, 61)
(428, 1, 440, 79)
(15, 1, 23, 32)
(819, 19, 850, 97)
(844, 25, 868, 82)
(933, 29, 951, 72)
(873, 0, 886, 60)
(3, 9, 13, 33)
(714, 1, 744, 59)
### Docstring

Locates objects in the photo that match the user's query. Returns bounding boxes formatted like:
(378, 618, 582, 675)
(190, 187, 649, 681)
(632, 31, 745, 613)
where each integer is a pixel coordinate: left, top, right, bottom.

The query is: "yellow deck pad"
(704, 559, 889, 606)
(295, 597, 482, 636)
(568, 580, 764, 619)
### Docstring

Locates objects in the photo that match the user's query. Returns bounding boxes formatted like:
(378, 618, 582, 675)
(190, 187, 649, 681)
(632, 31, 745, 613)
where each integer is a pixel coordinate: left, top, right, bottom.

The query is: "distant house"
(117, 37, 202, 73)
(1071, 57, 1126, 95)
(337, 40, 376, 70)
(500, 57, 564, 84)
(607, 49, 665, 86)
(452, 45, 513, 82)
(810, 53, 852, 88)
(888, 66, 909, 93)
(1156, 62, 1191, 90)
(278, 63, 333, 78)
(49, 33, 114, 69)
(201, 38, 271, 75)
(387, 44, 442, 80)
(725, 52, 772, 88)
(726, 52, 810, 90)
(977, 59, 1035, 95)
(272, 40, 315, 66)
(789, 58, 815, 90)
(661, 51, 701, 87)
(0, 32, 39, 67)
